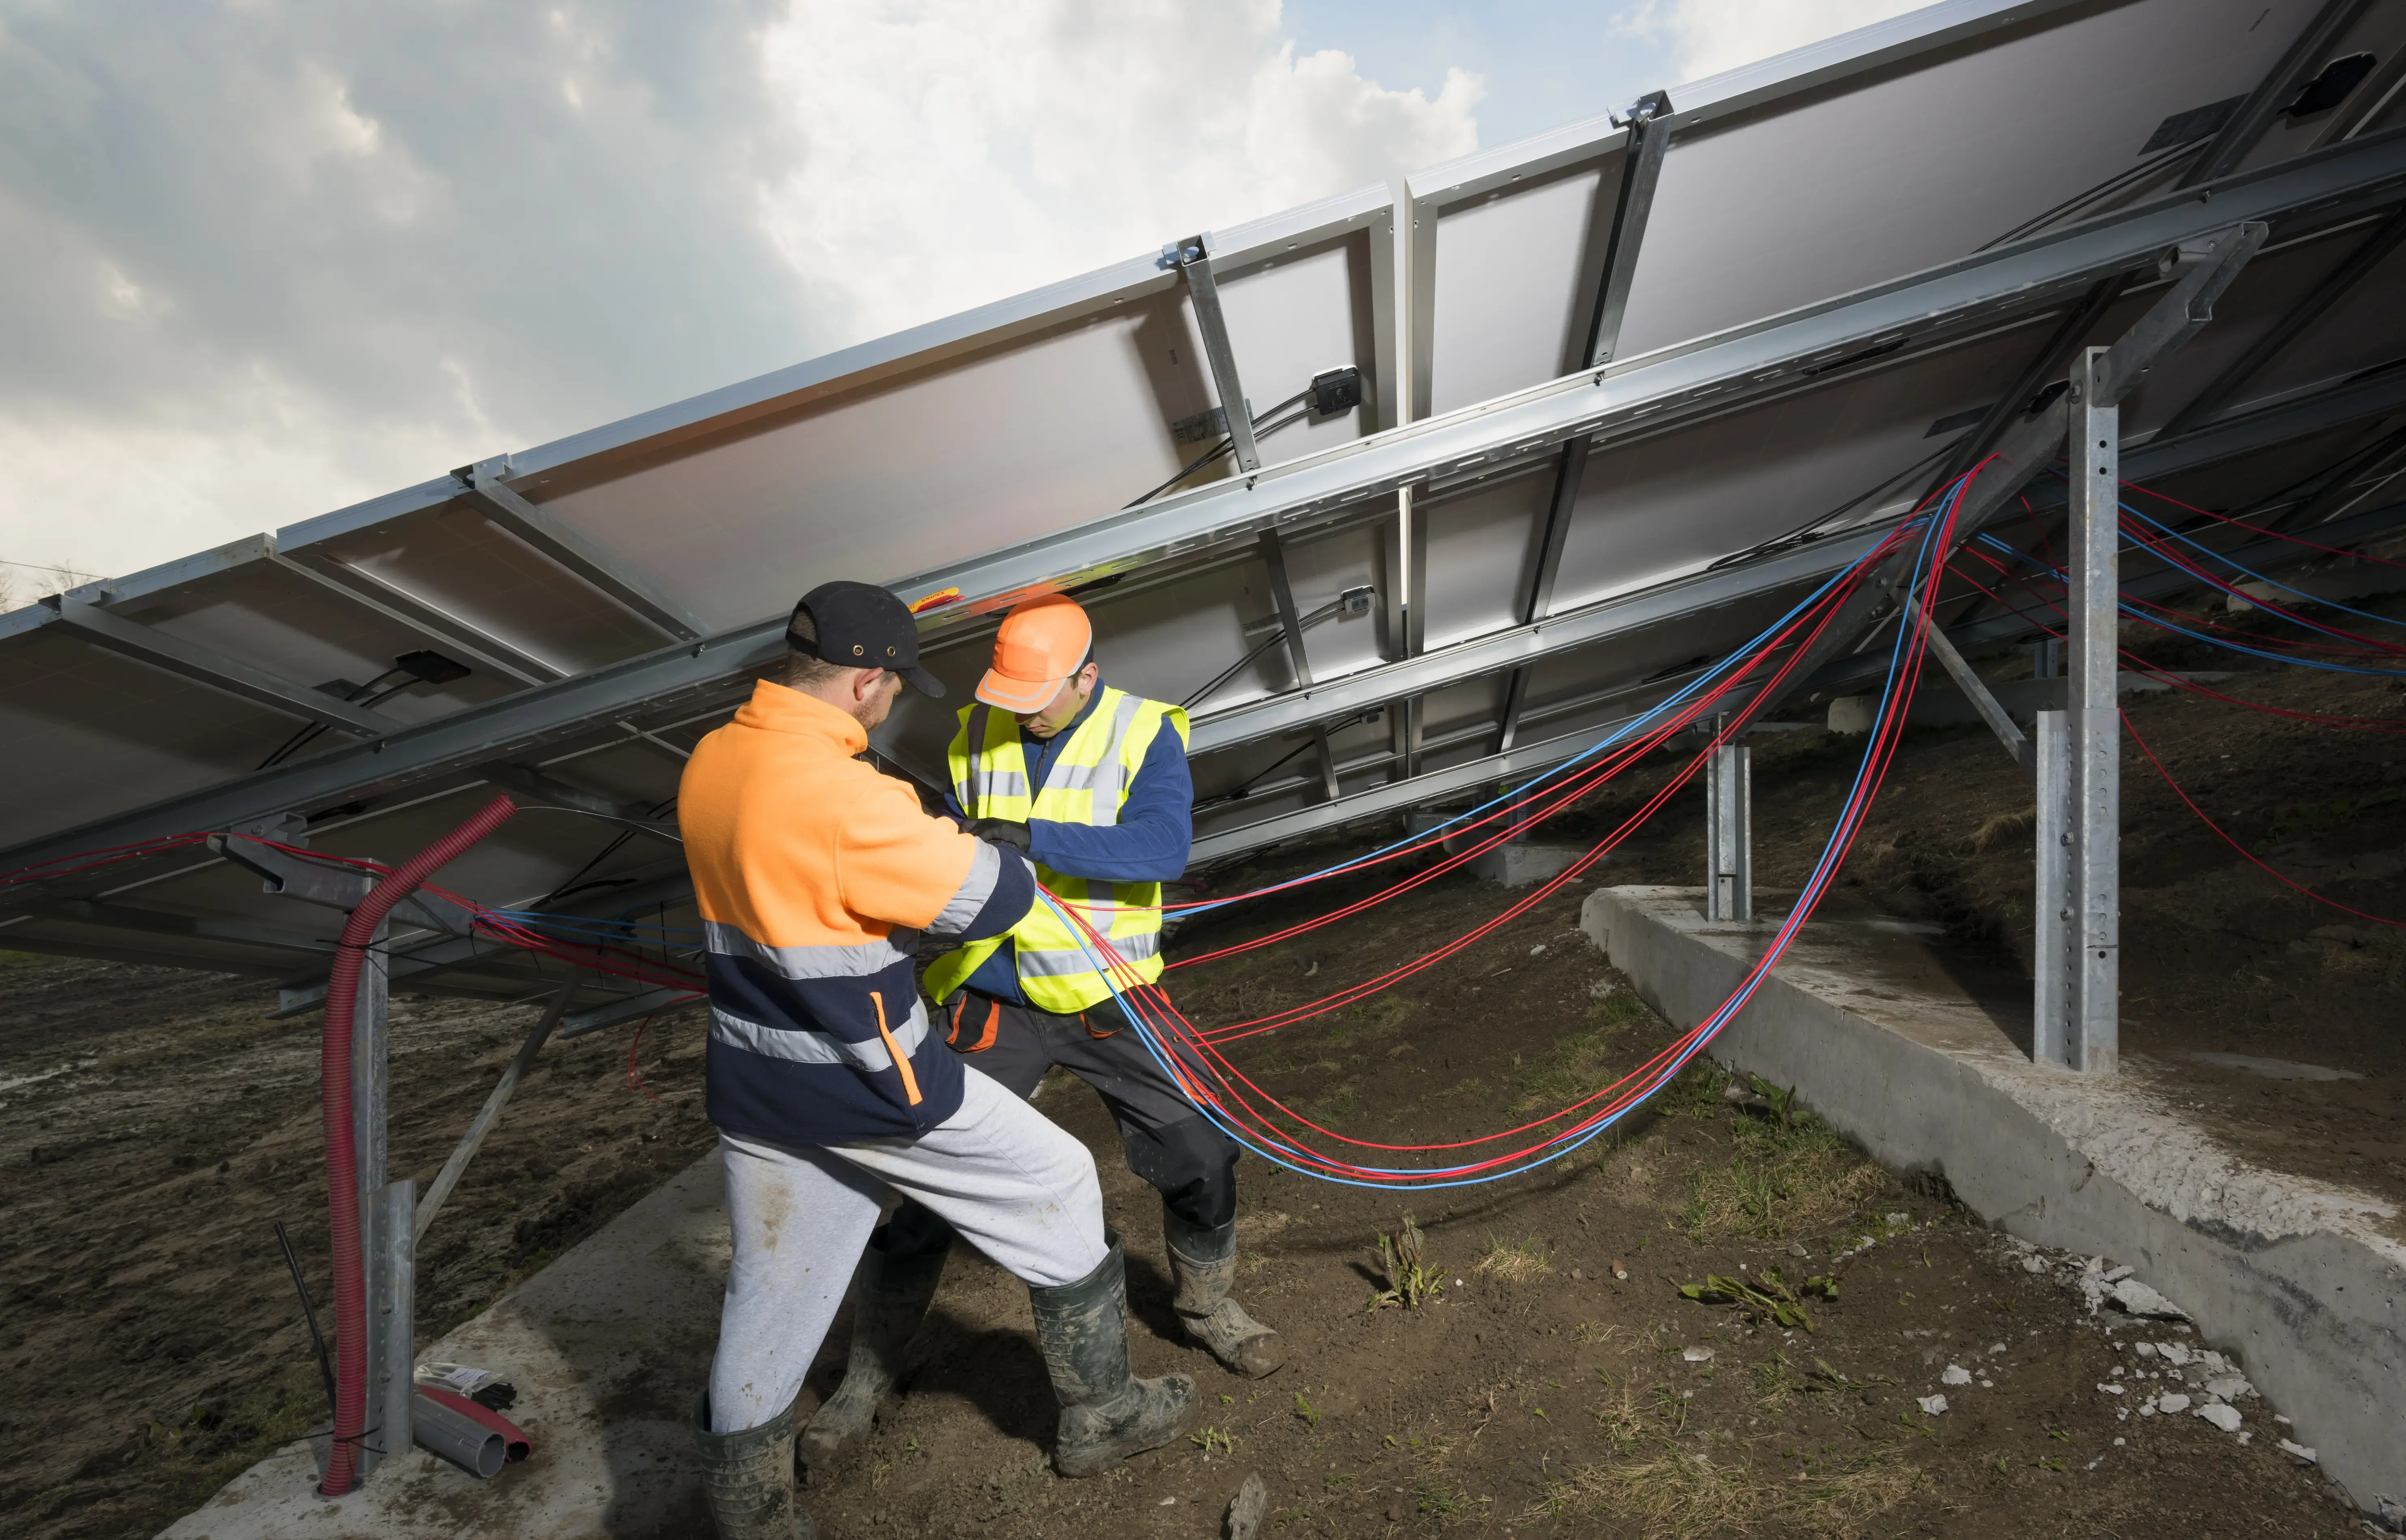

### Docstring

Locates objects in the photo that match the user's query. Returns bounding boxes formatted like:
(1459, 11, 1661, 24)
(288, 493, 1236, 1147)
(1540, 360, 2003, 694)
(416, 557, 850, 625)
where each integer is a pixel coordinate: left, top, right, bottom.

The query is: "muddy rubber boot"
(689, 1390, 815, 1540)
(1164, 1206, 1286, 1378)
(796, 1225, 949, 1482)
(1029, 1233, 1194, 1478)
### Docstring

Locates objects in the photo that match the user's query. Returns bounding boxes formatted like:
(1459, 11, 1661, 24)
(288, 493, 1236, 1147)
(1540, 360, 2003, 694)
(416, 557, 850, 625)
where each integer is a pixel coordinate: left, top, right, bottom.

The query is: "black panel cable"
(273, 1220, 338, 1424)
(1125, 394, 1313, 508)
(255, 650, 473, 770)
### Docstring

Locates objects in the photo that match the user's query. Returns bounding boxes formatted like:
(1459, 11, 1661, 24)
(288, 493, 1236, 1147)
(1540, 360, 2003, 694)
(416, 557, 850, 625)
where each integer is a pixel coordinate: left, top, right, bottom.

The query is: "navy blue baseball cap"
(789, 582, 945, 697)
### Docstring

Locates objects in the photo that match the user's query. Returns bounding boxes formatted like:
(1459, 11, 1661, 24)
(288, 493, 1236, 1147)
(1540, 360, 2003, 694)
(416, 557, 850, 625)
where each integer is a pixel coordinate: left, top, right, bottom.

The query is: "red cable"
(2121, 479, 2406, 570)
(2122, 710, 2404, 929)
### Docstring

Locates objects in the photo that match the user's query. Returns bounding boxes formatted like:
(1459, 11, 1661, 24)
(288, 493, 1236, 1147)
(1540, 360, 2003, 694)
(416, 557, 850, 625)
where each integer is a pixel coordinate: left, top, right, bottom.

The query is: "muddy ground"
(2, 614, 2400, 1537)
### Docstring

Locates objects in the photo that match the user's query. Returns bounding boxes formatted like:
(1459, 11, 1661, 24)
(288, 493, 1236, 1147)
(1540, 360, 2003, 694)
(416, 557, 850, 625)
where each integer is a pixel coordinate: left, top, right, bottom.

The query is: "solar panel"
(4, 0, 2405, 1027)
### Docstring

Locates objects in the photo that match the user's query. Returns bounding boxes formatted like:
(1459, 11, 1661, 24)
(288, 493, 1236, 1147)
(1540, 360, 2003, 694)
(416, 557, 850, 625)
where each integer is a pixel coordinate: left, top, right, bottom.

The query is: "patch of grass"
(1476, 1234, 1553, 1284)
(1509, 1027, 1613, 1114)
(1653, 1059, 1725, 1120)
(1588, 991, 1654, 1032)
(1680, 1098, 1888, 1241)
(1963, 806, 2034, 855)
(1538, 1441, 1924, 1539)
(1190, 1426, 1235, 1454)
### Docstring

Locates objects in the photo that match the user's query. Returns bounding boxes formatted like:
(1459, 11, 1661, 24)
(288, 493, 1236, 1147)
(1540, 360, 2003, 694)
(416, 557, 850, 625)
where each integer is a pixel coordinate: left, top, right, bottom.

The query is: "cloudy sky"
(0, 0, 1923, 593)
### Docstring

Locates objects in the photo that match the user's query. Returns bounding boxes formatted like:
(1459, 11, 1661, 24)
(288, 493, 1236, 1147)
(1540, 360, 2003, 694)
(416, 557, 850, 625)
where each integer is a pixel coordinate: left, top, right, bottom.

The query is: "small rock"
(2110, 1279, 2188, 1320)
(1386, 1503, 1409, 1522)
(2102, 1264, 2134, 1283)
(2158, 1393, 2192, 1414)
(1988, 1343, 2008, 1355)
(2140, 1398, 2159, 1416)
(1786, 1242, 1808, 1258)
(2204, 1375, 2253, 1402)
(2096, 1383, 2124, 1396)
(2022, 1255, 2047, 1274)
(1941, 1365, 1971, 1386)
(2156, 1341, 2192, 1367)
(1610, 1260, 1627, 1281)
(2134, 1342, 2158, 1360)
(1160, 1496, 1177, 1506)
(1570, 1267, 1583, 1281)
(1226, 1472, 1269, 1540)
(2113, 1437, 2125, 1446)
(1916, 1395, 1948, 1416)
(2195, 1403, 2242, 1433)
(1530, 944, 1546, 956)
(1886, 1212, 1909, 1227)
(2277, 1439, 2318, 1465)
(1683, 1346, 1714, 1363)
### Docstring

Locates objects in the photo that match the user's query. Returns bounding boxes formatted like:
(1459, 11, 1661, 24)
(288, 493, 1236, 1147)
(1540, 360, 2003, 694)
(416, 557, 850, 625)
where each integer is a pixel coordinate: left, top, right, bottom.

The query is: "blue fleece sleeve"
(1025, 727, 1193, 883)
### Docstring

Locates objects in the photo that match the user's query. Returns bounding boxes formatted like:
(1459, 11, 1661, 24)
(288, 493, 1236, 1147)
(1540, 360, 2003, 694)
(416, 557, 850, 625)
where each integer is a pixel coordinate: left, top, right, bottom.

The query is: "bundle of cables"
(1021, 460, 1985, 1188)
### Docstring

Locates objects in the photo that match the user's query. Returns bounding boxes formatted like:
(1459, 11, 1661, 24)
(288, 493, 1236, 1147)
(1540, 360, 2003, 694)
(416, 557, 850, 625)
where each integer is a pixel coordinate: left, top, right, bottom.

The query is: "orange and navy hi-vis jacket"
(679, 680, 1035, 1143)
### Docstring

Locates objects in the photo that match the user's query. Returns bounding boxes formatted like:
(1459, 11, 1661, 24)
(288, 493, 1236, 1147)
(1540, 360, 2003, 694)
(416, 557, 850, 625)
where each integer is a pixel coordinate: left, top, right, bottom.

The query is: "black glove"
(966, 817, 1031, 853)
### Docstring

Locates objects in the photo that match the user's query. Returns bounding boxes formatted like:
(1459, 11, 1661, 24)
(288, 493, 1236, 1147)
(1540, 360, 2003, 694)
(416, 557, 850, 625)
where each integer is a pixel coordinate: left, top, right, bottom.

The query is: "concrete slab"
(163, 1156, 729, 1539)
(1582, 885, 2406, 1518)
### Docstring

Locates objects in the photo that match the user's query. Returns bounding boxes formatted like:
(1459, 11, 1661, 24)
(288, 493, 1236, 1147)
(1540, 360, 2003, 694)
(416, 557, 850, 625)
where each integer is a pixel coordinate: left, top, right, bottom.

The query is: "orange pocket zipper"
(869, 991, 923, 1106)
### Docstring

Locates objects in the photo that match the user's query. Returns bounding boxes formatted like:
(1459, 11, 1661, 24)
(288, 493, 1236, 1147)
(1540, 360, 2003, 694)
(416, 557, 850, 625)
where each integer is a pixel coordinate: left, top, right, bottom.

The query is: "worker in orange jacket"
(800, 594, 1282, 1483)
(680, 581, 1190, 1539)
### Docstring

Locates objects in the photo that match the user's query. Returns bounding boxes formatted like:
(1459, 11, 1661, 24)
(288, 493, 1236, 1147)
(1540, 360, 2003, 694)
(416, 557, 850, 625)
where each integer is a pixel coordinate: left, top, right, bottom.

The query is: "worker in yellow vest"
(800, 593, 1282, 1479)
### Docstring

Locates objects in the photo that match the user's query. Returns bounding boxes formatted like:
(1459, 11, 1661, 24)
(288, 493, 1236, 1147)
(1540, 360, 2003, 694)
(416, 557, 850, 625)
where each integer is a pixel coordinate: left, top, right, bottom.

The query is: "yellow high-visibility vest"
(921, 687, 1188, 1013)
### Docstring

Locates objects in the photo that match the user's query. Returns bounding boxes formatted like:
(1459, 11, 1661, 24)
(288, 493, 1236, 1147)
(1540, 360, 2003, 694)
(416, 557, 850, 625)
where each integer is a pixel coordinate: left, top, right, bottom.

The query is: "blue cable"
(1045, 481, 1963, 1188)
(1970, 533, 2406, 678)
(1171, 509, 1938, 920)
(2119, 501, 2406, 635)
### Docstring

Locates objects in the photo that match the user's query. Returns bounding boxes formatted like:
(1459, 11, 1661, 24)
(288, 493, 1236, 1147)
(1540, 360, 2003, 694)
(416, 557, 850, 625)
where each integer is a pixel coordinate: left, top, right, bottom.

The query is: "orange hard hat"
(977, 595, 1093, 712)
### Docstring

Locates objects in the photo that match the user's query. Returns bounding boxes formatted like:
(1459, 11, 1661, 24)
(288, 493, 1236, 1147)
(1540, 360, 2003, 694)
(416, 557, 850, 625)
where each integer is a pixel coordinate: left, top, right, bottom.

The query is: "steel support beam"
(2272, 418, 2406, 529)
(2156, 202, 2406, 440)
(413, 973, 585, 1243)
(472, 761, 681, 845)
(456, 464, 707, 641)
(1589, 91, 1673, 368)
(2035, 347, 2121, 1074)
(1913, 607, 2033, 770)
(1928, 273, 2130, 497)
(9, 139, 2403, 880)
(1716, 221, 2267, 730)
(277, 550, 568, 683)
(267, 551, 549, 688)
(1166, 236, 1261, 473)
(4, 897, 334, 959)
(1255, 530, 1339, 800)
(1703, 739, 1751, 922)
(2180, 0, 2375, 187)
(44, 599, 401, 736)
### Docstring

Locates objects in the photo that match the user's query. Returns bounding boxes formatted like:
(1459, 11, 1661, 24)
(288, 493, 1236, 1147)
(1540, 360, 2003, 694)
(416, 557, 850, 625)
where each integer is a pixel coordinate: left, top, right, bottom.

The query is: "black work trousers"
(882, 985, 1239, 1258)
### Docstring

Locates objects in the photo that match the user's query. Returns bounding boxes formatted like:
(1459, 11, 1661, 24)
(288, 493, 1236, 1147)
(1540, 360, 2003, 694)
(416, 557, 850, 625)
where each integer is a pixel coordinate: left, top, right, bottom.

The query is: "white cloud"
(752, 2, 1479, 344)
(1613, 0, 1931, 85)
(0, 1, 1479, 586)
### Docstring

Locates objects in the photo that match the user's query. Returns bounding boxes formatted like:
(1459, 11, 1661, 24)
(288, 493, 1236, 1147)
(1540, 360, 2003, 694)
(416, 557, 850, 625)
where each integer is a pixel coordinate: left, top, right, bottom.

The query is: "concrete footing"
(162, 1156, 730, 1538)
(1582, 885, 2405, 1517)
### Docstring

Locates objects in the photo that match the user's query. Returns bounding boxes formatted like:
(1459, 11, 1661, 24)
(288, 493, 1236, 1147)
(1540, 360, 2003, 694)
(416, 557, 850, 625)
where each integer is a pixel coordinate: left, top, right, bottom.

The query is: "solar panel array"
(5, 0, 2404, 1028)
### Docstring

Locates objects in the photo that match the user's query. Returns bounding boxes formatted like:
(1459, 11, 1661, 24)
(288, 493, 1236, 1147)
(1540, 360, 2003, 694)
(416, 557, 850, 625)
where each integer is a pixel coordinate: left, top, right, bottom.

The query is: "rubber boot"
(688, 1390, 815, 1540)
(1029, 1233, 1194, 1478)
(1163, 1206, 1286, 1378)
(796, 1228, 949, 1481)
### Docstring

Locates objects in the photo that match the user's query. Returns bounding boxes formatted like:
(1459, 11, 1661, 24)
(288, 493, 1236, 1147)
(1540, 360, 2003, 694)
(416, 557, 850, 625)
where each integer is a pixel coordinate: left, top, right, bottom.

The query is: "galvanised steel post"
(2062, 347, 2120, 1073)
(1704, 737, 1751, 923)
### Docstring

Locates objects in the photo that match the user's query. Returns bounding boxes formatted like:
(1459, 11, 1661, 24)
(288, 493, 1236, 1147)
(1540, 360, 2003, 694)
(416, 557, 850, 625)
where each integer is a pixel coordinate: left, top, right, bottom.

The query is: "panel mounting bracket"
(1164, 234, 1262, 474)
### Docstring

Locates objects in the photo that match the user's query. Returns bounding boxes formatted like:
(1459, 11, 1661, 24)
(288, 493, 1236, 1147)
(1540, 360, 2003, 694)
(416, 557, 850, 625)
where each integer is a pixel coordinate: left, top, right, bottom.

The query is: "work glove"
(966, 817, 1032, 853)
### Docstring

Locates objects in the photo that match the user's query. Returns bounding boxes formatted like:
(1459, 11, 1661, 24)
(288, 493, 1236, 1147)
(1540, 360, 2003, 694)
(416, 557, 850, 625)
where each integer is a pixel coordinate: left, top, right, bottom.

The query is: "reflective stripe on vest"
(923, 686, 1187, 1013)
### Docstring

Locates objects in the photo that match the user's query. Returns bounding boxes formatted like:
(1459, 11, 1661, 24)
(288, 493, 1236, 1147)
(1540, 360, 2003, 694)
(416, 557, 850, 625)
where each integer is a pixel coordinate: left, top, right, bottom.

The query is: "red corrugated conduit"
(319, 795, 518, 1496)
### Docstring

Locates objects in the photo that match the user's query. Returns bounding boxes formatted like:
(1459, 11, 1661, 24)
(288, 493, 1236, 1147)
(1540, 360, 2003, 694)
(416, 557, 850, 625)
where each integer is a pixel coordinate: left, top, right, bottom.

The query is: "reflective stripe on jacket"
(681, 680, 1035, 1144)
(922, 686, 1187, 1012)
